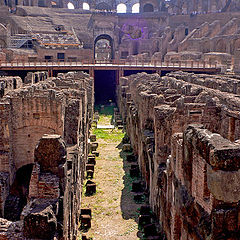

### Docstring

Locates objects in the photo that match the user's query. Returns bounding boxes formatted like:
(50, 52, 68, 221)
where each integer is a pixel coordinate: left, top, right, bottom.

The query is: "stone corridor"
(80, 106, 142, 240)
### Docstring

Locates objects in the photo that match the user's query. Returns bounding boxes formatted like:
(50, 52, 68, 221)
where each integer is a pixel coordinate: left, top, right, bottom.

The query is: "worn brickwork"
(117, 71, 240, 239)
(0, 71, 94, 239)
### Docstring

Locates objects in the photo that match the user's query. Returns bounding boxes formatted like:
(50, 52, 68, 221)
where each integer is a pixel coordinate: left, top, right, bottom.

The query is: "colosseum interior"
(0, 0, 240, 239)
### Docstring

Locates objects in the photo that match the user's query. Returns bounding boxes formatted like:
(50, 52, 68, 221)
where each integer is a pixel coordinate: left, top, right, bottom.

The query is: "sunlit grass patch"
(93, 128, 124, 142)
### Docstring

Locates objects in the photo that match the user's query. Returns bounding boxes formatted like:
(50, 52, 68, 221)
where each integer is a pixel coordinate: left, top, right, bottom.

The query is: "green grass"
(93, 128, 124, 142)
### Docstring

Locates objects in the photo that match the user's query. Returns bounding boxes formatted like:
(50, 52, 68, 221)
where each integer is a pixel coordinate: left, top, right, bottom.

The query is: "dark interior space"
(94, 70, 116, 104)
(4, 164, 33, 221)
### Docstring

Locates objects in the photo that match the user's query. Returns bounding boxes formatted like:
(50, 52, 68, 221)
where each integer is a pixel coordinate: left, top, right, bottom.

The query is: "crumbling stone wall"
(0, 71, 94, 239)
(0, 77, 22, 98)
(117, 71, 240, 239)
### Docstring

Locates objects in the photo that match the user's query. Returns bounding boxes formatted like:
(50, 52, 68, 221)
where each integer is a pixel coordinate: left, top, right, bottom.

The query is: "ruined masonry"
(0, 71, 94, 239)
(117, 71, 240, 240)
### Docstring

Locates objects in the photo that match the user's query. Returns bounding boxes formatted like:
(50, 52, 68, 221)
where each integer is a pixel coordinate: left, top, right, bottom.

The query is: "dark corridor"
(94, 70, 116, 104)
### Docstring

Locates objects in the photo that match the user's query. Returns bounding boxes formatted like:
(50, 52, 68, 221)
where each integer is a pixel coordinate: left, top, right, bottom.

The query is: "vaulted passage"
(94, 70, 116, 104)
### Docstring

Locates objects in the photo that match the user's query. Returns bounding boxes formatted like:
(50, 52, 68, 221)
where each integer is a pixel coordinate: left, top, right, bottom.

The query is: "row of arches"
(67, 2, 143, 13)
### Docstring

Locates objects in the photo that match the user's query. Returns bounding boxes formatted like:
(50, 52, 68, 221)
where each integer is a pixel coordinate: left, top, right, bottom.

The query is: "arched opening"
(96, 2, 112, 11)
(83, 2, 90, 10)
(67, 2, 75, 9)
(143, 3, 154, 12)
(38, 0, 45, 7)
(94, 34, 114, 61)
(4, 164, 34, 221)
(132, 3, 140, 13)
(117, 3, 127, 13)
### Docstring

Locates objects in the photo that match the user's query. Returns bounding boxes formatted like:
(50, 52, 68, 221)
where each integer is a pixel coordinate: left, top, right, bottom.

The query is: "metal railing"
(0, 59, 219, 69)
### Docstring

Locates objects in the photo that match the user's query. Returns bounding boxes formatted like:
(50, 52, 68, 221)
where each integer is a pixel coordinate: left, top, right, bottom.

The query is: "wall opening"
(117, 3, 127, 13)
(4, 164, 34, 221)
(94, 34, 114, 60)
(83, 2, 90, 10)
(96, 2, 111, 10)
(132, 3, 140, 13)
(68, 2, 75, 9)
(94, 70, 116, 104)
(143, 3, 154, 12)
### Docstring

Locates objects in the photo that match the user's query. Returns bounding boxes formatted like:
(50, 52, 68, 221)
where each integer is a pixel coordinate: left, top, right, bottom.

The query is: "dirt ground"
(80, 107, 142, 240)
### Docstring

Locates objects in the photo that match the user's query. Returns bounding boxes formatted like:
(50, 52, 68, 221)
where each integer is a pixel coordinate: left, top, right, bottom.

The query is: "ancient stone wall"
(117, 71, 240, 239)
(0, 76, 22, 98)
(0, 71, 94, 239)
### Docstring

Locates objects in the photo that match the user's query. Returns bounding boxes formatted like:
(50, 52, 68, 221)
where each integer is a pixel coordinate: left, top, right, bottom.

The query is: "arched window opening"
(143, 3, 154, 12)
(117, 3, 127, 13)
(83, 2, 90, 10)
(94, 34, 113, 61)
(95, 39, 112, 60)
(68, 2, 75, 9)
(132, 3, 140, 13)
(96, 2, 111, 10)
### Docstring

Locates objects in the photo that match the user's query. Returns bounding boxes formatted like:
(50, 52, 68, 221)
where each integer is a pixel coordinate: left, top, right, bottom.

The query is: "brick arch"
(66, 0, 77, 8)
(94, 34, 114, 59)
(140, 0, 159, 13)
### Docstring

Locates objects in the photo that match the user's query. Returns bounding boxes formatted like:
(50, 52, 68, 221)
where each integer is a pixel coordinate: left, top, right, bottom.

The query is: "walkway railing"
(0, 59, 219, 69)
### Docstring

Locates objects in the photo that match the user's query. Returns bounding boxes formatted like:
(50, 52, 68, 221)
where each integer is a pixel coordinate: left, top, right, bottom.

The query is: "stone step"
(143, 223, 158, 237)
(80, 208, 92, 217)
(132, 181, 144, 193)
(86, 170, 94, 179)
(80, 214, 91, 229)
(138, 214, 152, 227)
(130, 164, 140, 178)
(139, 205, 151, 215)
(87, 156, 96, 165)
(126, 154, 137, 162)
(85, 180, 96, 196)
(86, 164, 94, 172)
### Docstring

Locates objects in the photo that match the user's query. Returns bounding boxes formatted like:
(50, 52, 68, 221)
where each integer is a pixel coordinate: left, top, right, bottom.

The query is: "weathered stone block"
(34, 135, 66, 175)
(23, 201, 57, 239)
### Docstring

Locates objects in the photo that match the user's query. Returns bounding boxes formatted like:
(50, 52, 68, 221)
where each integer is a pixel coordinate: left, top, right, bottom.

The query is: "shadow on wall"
(4, 164, 34, 221)
(118, 140, 144, 222)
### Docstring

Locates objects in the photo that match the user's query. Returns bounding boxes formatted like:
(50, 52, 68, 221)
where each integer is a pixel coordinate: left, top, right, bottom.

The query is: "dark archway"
(4, 164, 34, 221)
(94, 34, 114, 60)
(94, 70, 116, 104)
(96, 2, 112, 10)
(38, 0, 45, 7)
(143, 3, 154, 12)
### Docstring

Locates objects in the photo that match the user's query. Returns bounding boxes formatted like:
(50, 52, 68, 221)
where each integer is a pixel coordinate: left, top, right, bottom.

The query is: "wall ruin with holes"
(0, 71, 94, 239)
(117, 71, 240, 239)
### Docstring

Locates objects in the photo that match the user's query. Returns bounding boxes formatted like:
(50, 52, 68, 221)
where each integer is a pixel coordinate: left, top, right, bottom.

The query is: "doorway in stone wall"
(94, 34, 114, 61)
(94, 70, 116, 104)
